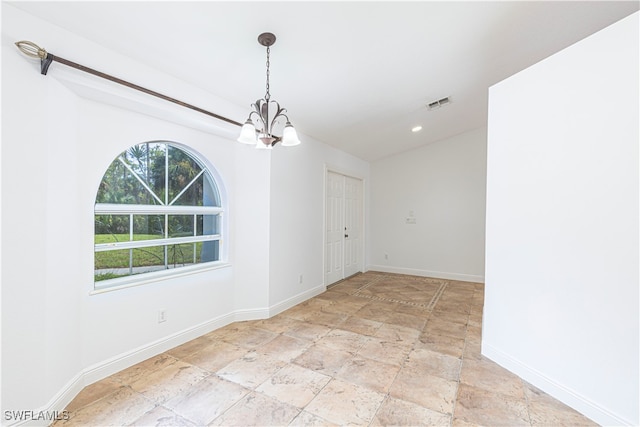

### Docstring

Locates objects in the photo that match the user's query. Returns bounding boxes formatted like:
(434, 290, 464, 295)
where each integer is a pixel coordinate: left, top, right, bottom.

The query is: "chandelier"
(237, 32, 301, 149)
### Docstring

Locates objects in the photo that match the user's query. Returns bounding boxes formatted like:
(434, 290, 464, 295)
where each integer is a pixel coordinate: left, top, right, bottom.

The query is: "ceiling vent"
(427, 96, 451, 110)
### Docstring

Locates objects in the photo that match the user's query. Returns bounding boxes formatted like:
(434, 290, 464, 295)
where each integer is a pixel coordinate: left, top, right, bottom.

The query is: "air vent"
(427, 96, 451, 110)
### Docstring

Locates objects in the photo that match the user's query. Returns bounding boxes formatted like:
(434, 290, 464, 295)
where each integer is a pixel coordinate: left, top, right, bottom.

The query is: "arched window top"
(94, 142, 225, 291)
(96, 142, 221, 208)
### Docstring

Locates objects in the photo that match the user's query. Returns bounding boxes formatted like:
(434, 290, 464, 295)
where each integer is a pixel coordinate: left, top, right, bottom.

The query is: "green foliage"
(95, 143, 214, 207)
(94, 272, 129, 282)
(94, 234, 203, 269)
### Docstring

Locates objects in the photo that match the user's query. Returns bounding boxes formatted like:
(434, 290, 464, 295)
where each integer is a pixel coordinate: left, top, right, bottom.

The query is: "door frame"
(323, 165, 366, 287)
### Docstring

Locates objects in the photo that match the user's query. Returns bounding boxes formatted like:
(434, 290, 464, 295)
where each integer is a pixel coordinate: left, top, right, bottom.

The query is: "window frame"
(93, 142, 227, 292)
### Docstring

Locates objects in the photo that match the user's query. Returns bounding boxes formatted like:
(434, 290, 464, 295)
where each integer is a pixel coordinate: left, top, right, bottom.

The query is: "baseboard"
(5, 313, 224, 425)
(16, 286, 325, 426)
(482, 342, 633, 426)
(233, 307, 270, 322)
(84, 312, 244, 385)
(268, 284, 326, 317)
(5, 372, 85, 426)
(10, 311, 241, 426)
(367, 264, 484, 283)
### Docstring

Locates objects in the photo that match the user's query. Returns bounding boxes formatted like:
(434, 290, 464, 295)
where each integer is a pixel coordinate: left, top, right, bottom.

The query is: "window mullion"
(164, 213, 168, 269)
(129, 214, 134, 275)
(95, 234, 220, 251)
(165, 144, 169, 205)
(193, 215, 197, 264)
(95, 204, 223, 215)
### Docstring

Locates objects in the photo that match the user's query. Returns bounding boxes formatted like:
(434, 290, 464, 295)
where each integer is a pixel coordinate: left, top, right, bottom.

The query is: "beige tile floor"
(55, 272, 597, 426)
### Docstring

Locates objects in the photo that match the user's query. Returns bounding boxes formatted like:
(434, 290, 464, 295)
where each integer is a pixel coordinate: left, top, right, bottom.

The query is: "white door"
(325, 171, 363, 285)
(325, 171, 344, 285)
(343, 176, 362, 277)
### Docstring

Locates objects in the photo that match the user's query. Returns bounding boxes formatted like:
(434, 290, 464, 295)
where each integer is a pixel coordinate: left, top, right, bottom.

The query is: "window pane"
(95, 248, 130, 269)
(132, 246, 166, 270)
(171, 173, 204, 206)
(196, 214, 219, 236)
(167, 243, 196, 268)
(148, 143, 167, 203)
(121, 144, 150, 182)
(168, 145, 203, 205)
(133, 215, 165, 240)
(200, 240, 220, 263)
(95, 248, 132, 282)
(168, 215, 194, 238)
(203, 173, 221, 207)
(120, 143, 166, 204)
(95, 215, 130, 244)
(96, 160, 157, 205)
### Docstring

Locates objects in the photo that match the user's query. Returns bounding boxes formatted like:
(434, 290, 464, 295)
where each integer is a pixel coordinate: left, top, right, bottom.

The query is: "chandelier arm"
(279, 113, 291, 123)
(258, 99, 270, 135)
(267, 102, 287, 134)
(247, 108, 263, 125)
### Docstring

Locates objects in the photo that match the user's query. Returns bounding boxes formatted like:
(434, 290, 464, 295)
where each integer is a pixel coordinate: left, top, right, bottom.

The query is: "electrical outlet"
(299, 274, 303, 284)
(158, 309, 167, 323)
(384, 253, 388, 260)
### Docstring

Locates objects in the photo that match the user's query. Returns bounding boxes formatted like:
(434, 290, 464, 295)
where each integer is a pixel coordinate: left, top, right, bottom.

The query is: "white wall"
(269, 139, 370, 310)
(484, 12, 639, 426)
(1, 4, 370, 421)
(369, 127, 486, 282)
(76, 100, 241, 368)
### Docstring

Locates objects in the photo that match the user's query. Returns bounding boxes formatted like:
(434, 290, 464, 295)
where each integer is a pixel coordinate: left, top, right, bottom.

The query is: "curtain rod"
(14, 40, 243, 128)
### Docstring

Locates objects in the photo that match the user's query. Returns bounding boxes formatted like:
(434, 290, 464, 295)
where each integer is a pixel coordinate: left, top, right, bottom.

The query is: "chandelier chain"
(265, 45, 271, 101)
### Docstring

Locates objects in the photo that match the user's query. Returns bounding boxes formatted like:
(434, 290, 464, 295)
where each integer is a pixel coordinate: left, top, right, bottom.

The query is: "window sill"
(90, 261, 231, 295)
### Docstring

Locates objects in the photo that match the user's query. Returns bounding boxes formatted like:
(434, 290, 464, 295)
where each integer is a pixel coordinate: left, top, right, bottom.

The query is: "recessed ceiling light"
(411, 126, 422, 133)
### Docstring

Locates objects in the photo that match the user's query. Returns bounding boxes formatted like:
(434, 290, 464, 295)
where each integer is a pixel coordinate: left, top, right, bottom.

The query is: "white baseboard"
(7, 372, 85, 426)
(16, 286, 325, 426)
(482, 342, 633, 426)
(367, 264, 484, 283)
(269, 284, 326, 317)
(8, 312, 241, 426)
(233, 308, 270, 322)
(82, 312, 241, 385)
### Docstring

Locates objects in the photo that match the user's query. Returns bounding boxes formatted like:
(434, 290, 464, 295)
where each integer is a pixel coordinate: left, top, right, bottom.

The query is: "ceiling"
(9, 1, 639, 161)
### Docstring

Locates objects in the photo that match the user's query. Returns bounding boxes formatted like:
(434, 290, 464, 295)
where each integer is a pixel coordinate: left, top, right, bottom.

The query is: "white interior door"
(325, 171, 344, 285)
(343, 176, 362, 277)
(325, 171, 363, 285)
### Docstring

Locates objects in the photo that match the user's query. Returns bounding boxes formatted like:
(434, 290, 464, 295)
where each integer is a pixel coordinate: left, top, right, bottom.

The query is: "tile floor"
(55, 272, 597, 426)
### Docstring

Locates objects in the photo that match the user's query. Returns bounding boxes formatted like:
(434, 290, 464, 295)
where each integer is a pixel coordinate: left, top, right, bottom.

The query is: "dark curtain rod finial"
(14, 39, 242, 128)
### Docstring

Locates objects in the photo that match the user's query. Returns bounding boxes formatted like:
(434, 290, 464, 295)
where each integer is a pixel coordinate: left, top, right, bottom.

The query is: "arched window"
(94, 142, 223, 290)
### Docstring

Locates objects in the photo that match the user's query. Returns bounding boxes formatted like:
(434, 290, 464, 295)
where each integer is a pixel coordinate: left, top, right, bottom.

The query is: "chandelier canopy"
(237, 32, 301, 149)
